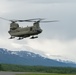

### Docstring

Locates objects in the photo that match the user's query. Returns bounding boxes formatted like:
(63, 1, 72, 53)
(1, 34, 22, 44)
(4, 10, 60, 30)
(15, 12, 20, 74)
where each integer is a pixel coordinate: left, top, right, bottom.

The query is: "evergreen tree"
(0, 64, 3, 71)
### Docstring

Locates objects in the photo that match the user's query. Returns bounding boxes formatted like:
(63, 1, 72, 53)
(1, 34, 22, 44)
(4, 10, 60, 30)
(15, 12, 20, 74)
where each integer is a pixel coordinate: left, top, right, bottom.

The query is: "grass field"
(16, 73, 76, 75)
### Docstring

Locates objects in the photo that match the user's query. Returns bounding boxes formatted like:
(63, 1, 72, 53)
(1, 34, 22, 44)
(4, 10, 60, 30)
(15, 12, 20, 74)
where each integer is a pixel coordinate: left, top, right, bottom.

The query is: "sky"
(0, 0, 76, 62)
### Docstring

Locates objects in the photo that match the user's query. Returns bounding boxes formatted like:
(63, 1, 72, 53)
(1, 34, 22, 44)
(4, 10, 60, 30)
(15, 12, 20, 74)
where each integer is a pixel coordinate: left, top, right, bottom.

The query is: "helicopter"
(0, 17, 58, 40)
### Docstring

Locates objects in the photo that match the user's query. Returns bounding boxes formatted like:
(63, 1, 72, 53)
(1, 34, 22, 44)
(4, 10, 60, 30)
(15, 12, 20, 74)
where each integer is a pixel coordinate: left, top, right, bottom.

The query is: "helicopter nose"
(37, 29, 42, 33)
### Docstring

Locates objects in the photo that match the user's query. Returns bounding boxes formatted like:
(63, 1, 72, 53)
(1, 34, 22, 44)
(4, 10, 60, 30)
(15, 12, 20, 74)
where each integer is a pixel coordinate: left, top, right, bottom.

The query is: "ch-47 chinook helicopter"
(0, 17, 58, 40)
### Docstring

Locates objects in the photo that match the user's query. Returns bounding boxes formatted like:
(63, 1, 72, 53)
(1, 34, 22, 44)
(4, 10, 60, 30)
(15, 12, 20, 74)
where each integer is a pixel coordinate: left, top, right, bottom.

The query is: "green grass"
(16, 73, 76, 75)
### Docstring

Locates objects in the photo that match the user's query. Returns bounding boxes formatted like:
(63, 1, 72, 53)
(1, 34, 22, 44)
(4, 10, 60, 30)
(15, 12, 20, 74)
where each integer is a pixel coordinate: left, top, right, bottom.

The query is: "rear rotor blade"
(23, 18, 44, 21)
(40, 20, 58, 23)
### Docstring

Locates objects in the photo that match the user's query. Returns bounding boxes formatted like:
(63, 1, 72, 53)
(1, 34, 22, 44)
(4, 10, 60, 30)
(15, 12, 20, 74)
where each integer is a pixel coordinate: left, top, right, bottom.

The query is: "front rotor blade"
(0, 17, 10, 21)
(16, 20, 35, 22)
(16, 18, 44, 22)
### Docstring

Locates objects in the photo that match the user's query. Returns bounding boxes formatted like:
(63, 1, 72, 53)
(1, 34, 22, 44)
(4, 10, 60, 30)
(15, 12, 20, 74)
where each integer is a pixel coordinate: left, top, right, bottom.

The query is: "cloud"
(8, 0, 76, 3)
(0, 0, 76, 63)
(20, 38, 76, 62)
(0, 37, 75, 62)
(1, 36, 74, 62)
(0, 37, 23, 51)
(0, 1, 10, 14)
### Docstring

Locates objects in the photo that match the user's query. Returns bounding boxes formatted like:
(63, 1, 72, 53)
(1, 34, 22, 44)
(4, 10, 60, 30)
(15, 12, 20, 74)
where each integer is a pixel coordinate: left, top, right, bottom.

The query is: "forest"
(0, 64, 76, 74)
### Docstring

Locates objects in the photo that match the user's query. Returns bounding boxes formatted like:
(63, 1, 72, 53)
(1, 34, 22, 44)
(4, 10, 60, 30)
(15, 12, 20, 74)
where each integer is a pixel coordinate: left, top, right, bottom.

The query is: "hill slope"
(0, 48, 76, 67)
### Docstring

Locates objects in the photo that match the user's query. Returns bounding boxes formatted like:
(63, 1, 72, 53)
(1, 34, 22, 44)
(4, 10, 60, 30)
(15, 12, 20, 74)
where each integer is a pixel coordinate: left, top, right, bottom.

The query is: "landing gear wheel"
(9, 36, 15, 39)
(30, 36, 38, 39)
(17, 37, 23, 40)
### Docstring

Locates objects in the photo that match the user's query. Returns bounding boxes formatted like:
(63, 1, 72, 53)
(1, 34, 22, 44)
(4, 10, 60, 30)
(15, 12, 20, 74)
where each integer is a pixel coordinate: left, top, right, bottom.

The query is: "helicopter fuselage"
(0, 17, 57, 40)
(8, 25, 42, 39)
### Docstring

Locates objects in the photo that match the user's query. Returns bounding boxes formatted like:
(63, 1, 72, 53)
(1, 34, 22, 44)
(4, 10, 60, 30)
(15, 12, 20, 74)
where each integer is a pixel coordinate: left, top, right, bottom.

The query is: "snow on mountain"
(0, 48, 76, 67)
(43, 53, 74, 63)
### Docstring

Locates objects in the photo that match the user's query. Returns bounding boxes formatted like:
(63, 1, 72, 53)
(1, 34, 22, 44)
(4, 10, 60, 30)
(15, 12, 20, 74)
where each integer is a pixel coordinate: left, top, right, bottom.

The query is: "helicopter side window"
(30, 27, 32, 31)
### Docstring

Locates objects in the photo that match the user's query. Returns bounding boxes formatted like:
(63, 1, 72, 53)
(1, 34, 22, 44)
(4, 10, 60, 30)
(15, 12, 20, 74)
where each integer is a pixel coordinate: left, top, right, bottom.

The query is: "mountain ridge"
(0, 48, 76, 67)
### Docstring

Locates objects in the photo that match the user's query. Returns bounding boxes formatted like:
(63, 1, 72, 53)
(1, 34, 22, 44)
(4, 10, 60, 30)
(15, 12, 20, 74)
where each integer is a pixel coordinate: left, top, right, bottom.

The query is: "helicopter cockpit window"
(10, 22, 19, 30)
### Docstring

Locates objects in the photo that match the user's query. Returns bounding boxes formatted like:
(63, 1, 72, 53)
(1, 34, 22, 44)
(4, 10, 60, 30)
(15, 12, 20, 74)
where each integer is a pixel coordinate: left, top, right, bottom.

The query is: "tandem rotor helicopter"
(0, 17, 58, 40)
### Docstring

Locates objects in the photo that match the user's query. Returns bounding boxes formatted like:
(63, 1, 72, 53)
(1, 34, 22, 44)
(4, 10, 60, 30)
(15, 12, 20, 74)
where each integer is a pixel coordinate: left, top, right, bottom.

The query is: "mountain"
(0, 48, 76, 67)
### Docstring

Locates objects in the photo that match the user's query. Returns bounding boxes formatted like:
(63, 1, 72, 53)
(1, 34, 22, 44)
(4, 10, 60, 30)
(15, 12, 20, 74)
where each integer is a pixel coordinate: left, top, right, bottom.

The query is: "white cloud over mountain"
(0, 0, 76, 63)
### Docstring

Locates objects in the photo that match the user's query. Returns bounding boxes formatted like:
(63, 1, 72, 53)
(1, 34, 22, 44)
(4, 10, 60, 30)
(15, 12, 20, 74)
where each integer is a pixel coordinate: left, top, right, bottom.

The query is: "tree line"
(0, 64, 76, 74)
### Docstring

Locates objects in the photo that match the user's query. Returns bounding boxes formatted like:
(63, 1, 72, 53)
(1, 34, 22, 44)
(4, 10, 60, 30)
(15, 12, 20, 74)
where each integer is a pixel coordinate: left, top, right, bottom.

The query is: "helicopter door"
(30, 27, 32, 31)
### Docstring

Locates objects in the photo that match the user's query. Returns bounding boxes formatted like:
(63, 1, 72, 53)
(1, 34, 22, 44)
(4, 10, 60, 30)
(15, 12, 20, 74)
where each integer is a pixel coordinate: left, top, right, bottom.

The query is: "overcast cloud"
(0, 0, 76, 62)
